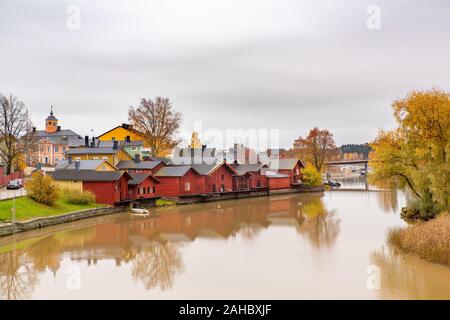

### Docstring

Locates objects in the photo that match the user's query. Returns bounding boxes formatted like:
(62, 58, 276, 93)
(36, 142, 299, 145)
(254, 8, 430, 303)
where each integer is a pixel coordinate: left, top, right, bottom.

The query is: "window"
(55, 156, 59, 161)
(93, 157, 99, 160)
(221, 174, 225, 180)
(101, 165, 106, 171)
(153, 186, 156, 193)
(221, 184, 225, 192)
(47, 147, 50, 152)
(131, 146, 137, 151)
(75, 157, 81, 161)
(111, 137, 115, 141)
(102, 157, 108, 160)
(184, 182, 191, 191)
(212, 185, 216, 192)
(40, 146, 44, 152)
(295, 168, 300, 175)
(54, 146, 59, 152)
(62, 146, 66, 152)
(147, 187, 151, 194)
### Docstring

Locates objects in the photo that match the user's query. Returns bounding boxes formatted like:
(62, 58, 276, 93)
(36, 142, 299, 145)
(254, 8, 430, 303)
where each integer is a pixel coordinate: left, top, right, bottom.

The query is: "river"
(1, 178, 449, 299)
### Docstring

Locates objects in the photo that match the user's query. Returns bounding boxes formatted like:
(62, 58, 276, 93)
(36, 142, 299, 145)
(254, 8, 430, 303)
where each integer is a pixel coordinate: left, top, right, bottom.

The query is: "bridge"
(325, 159, 369, 175)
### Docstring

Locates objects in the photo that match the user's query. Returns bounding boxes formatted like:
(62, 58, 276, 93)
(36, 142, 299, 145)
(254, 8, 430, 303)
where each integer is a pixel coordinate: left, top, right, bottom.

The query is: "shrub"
(387, 212, 450, 266)
(302, 163, 323, 186)
(61, 188, 96, 205)
(25, 171, 59, 205)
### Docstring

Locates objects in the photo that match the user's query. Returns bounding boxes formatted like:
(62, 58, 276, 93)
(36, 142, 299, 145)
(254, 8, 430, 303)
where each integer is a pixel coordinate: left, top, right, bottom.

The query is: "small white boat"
(131, 207, 150, 216)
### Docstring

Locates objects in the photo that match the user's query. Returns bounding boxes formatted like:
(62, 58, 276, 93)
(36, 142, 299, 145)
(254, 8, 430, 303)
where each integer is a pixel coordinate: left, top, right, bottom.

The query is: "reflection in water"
(0, 251, 38, 300)
(0, 194, 334, 299)
(371, 248, 450, 300)
(0, 191, 448, 299)
(132, 242, 183, 290)
(376, 191, 398, 214)
(298, 198, 340, 248)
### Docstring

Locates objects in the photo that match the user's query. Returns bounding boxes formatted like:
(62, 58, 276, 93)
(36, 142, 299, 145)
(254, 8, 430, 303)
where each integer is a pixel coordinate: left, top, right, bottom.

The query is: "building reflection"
(0, 193, 339, 299)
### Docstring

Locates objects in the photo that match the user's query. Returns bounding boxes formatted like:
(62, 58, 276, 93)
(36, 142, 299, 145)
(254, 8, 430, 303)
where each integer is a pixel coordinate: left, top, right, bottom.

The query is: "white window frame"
(184, 182, 191, 191)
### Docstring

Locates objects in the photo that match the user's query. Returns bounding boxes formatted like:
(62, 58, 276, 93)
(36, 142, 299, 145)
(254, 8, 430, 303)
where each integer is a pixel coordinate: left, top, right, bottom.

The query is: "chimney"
(91, 136, 95, 147)
(134, 154, 141, 163)
(233, 143, 238, 164)
(84, 136, 89, 147)
(113, 140, 119, 150)
(32, 127, 36, 132)
(75, 160, 80, 170)
(68, 156, 73, 164)
(202, 145, 206, 152)
(57, 126, 61, 131)
(126, 136, 130, 142)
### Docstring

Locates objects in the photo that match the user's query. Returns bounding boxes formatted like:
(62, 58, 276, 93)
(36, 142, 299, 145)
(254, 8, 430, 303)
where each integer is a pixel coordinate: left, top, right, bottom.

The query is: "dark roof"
(34, 129, 81, 138)
(269, 159, 305, 170)
(66, 147, 120, 155)
(55, 160, 112, 170)
(232, 163, 267, 175)
(97, 140, 143, 148)
(154, 165, 192, 177)
(46, 115, 57, 121)
(128, 172, 160, 185)
(117, 160, 161, 170)
(48, 170, 128, 181)
(148, 157, 173, 165)
(191, 162, 237, 176)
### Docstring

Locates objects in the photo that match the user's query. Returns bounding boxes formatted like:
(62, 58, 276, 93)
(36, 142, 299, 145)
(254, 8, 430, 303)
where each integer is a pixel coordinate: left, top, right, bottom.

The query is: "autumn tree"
(370, 88, 449, 218)
(293, 127, 338, 171)
(128, 97, 182, 157)
(0, 94, 35, 174)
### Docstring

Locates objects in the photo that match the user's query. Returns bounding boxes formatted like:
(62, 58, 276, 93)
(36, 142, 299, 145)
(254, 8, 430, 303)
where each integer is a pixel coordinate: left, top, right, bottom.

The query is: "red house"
(232, 163, 269, 190)
(127, 172, 160, 199)
(48, 170, 132, 206)
(266, 173, 291, 190)
(191, 162, 237, 193)
(269, 159, 305, 184)
(154, 166, 204, 197)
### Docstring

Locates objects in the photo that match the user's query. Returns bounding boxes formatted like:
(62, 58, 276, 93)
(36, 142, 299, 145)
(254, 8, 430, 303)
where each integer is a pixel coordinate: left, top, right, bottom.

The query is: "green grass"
(0, 196, 105, 223)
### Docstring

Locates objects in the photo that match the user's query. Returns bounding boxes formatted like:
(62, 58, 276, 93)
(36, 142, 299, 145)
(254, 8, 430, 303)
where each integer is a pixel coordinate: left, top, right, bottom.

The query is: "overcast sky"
(0, 0, 449, 148)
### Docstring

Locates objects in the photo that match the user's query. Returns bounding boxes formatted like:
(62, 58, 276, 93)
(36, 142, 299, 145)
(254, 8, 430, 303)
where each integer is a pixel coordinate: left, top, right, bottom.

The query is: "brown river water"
(1, 178, 449, 299)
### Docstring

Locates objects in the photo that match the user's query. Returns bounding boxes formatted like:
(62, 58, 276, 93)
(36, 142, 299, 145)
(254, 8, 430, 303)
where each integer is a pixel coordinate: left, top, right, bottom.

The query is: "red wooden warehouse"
(127, 172, 160, 200)
(154, 166, 204, 197)
(48, 170, 132, 206)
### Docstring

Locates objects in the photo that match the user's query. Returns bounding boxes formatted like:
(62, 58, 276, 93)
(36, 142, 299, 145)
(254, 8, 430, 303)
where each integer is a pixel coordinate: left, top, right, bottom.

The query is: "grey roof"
(97, 140, 143, 148)
(55, 160, 110, 171)
(48, 169, 127, 181)
(154, 165, 192, 177)
(34, 129, 81, 138)
(148, 157, 173, 165)
(191, 163, 221, 175)
(128, 172, 159, 185)
(264, 171, 290, 178)
(66, 147, 120, 155)
(232, 163, 266, 175)
(269, 159, 304, 170)
(117, 160, 161, 170)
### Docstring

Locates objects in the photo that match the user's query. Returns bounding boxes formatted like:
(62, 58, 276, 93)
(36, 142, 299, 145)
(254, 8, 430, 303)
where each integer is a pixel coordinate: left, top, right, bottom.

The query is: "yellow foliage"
(25, 171, 59, 206)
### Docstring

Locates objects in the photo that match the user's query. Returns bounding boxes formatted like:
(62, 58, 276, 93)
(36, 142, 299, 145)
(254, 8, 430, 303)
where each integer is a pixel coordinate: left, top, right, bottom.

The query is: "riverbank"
(388, 212, 450, 266)
(0, 206, 122, 237)
(0, 196, 104, 222)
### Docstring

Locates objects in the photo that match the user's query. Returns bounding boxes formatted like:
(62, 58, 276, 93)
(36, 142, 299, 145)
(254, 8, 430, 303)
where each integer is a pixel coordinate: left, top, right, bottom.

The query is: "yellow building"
(97, 124, 148, 146)
(65, 146, 132, 166)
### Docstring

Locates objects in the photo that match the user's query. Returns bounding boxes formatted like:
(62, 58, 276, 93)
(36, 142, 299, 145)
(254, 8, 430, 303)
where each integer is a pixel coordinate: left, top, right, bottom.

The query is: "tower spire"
(50, 105, 54, 116)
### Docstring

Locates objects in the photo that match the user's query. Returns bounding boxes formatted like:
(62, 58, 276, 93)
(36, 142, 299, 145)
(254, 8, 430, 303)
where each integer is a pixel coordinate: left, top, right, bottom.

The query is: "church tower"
(45, 106, 58, 133)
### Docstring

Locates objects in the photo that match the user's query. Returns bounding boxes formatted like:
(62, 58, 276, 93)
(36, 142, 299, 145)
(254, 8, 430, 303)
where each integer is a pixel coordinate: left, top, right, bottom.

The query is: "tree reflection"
(297, 198, 340, 248)
(0, 251, 38, 300)
(131, 241, 183, 290)
(26, 237, 61, 273)
(376, 190, 398, 213)
(370, 247, 450, 299)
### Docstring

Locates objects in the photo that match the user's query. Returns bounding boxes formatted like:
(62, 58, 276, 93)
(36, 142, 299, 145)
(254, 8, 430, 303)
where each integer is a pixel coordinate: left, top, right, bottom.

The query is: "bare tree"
(128, 97, 182, 157)
(0, 94, 35, 174)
